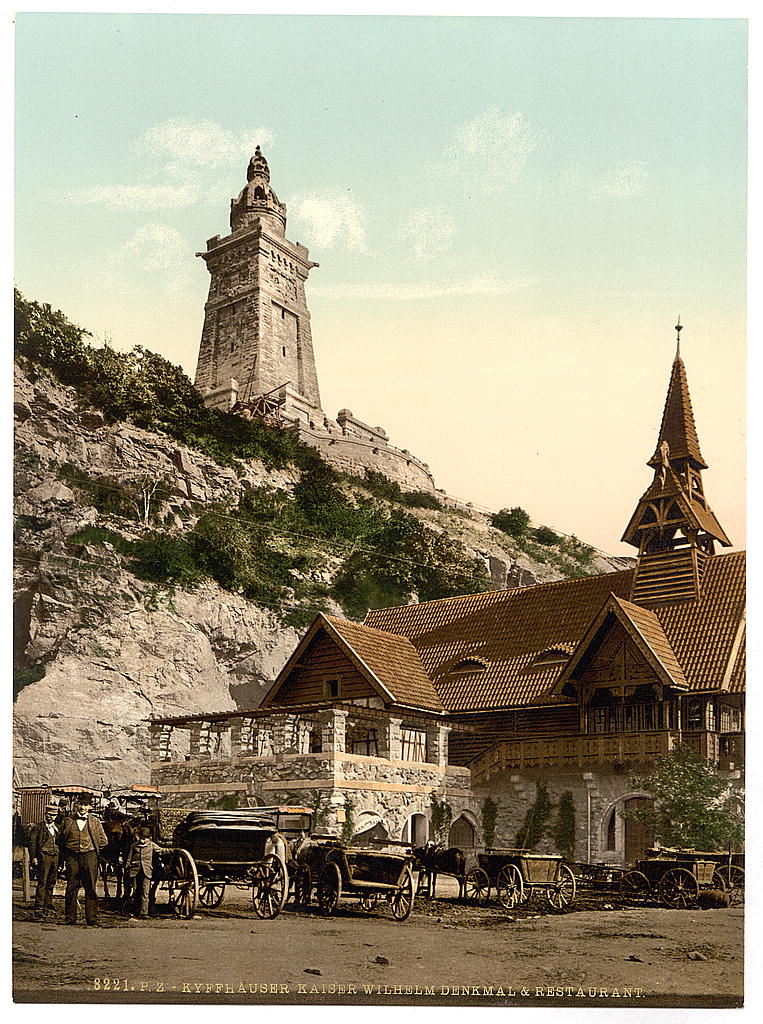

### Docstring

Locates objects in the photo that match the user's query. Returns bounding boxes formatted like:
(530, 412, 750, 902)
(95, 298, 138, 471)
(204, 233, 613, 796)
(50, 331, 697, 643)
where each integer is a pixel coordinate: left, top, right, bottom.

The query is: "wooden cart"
(618, 854, 719, 908)
(171, 810, 288, 919)
(314, 847, 415, 921)
(476, 849, 577, 911)
(636, 847, 744, 907)
(148, 848, 200, 919)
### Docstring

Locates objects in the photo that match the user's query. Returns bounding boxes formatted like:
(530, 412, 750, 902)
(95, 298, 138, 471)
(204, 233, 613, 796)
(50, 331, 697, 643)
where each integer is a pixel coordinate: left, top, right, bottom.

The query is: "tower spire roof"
(647, 323, 707, 470)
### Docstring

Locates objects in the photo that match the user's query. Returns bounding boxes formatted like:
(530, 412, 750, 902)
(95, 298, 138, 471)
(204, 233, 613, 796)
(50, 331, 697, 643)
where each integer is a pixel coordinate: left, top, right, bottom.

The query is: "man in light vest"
(58, 796, 108, 926)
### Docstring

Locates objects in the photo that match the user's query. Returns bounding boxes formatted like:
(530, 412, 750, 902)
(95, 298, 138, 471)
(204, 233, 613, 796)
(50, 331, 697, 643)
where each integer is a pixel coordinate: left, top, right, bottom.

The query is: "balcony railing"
(470, 729, 744, 783)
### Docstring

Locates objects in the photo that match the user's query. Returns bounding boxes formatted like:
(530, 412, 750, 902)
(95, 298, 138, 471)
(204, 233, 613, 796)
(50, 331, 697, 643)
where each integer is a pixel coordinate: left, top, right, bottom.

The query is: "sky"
(13, 13, 747, 555)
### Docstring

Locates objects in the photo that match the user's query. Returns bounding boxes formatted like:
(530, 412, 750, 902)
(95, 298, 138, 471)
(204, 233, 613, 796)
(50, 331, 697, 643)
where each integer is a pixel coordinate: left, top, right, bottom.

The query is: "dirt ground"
(12, 875, 743, 1007)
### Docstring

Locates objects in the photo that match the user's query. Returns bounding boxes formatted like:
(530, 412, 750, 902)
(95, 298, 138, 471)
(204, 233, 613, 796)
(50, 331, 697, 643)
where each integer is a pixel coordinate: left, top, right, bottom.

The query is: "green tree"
(630, 745, 744, 850)
(553, 791, 576, 858)
(491, 506, 530, 541)
(532, 525, 562, 547)
(482, 796, 499, 850)
(515, 782, 554, 850)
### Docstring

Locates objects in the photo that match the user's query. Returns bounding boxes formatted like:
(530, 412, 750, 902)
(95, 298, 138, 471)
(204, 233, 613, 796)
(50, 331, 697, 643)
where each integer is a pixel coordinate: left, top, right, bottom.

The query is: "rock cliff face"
(13, 363, 628, 787)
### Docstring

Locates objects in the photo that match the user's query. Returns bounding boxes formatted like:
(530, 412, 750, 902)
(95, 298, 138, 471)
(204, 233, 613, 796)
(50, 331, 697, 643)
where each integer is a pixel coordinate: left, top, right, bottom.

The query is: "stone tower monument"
(194, 147, 323, 425)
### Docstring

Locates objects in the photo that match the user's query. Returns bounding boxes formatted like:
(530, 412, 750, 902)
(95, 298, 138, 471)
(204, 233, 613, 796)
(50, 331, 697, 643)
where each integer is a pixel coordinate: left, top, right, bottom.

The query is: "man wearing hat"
(127, 826, 172, 919)
(58, 795, 108, 926)
(29, 803, 61, 919)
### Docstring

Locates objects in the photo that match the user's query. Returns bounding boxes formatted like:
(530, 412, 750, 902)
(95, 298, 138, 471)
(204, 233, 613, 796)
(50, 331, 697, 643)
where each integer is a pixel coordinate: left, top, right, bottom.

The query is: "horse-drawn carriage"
(619, 847, 744, 908)
(475, 850, 577, 911)
(170, 810, 292, 919)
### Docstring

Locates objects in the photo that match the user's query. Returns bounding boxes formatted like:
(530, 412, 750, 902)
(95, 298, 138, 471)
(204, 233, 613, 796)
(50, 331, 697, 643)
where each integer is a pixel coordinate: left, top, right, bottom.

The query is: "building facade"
(157, 339, 744, 866)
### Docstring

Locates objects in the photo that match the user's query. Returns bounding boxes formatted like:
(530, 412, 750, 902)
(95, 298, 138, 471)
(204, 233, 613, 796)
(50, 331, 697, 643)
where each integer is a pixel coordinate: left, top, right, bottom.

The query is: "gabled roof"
(365, 551, 745, 711)
(553, 593, 689, 693)
(622, 466, 731, 547)
(648, 353, 707, 469)
(262, 613, 444, 713)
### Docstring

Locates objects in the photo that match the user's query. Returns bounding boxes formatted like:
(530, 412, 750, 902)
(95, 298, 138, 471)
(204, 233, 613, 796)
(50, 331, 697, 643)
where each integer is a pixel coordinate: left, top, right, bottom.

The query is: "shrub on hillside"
(492, 506, 530, 541)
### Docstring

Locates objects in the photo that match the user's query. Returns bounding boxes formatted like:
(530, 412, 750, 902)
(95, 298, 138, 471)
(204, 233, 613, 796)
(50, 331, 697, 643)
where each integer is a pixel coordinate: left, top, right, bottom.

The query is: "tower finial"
(675, 316, 683, 358)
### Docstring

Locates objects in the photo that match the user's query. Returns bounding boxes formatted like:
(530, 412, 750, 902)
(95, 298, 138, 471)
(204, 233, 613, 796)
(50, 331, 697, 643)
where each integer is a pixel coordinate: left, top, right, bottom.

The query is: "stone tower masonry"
(194, 147, 323, 424)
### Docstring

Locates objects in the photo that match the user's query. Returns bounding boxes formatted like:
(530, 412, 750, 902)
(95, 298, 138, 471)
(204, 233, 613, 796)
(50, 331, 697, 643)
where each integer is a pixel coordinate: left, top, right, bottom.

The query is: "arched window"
(606, 807, 617, 850)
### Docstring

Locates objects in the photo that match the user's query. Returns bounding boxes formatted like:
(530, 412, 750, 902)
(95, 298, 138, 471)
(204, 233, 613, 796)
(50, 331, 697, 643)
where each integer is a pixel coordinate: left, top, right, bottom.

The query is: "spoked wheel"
(198, 882, 226, 909)
(317, 862, 342, 916)
(547, 865, 577, 911)
(167, 849, 199, 919)
(390, 867, 415, 922)
(465, 868, 490, 905)
(658, 867, 699, 908)
(294, 863, 312, 906)
(496, 864, 524, 909)
(251, 855, 288, 919)
(712, 865, 745, 907)
(619, 870, 651, 903)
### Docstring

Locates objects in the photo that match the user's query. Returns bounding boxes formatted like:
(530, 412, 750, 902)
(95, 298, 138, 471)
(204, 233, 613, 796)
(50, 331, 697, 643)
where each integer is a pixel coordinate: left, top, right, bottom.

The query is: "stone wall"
(151, 751, 472, 843)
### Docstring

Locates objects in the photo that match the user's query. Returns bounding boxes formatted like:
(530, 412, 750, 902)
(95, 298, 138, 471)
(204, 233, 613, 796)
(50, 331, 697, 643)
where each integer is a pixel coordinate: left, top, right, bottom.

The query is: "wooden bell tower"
(621, 322, 731, 604)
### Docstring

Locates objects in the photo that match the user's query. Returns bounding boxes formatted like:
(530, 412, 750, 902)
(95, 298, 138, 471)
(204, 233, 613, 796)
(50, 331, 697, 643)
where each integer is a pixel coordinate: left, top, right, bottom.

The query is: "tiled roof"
(366, 570, 634, 712)
(648, 354, 707, 468)
(648, 550, 746, 694)
(365, 552, 745, 711)
(323, 615, 444, 712)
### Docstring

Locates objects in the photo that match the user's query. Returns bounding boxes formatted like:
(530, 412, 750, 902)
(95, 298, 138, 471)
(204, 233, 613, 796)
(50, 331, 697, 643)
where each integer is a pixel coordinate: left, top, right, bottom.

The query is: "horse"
(412, 842, 467, 899)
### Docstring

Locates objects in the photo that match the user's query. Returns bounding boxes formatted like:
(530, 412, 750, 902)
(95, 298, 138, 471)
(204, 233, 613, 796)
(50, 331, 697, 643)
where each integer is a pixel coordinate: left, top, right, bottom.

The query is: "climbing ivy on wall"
(482, 796, 499, 850)
(515, 782, 554, 850)
(554, 791, 576, 858)
(430, 791, 453, 846)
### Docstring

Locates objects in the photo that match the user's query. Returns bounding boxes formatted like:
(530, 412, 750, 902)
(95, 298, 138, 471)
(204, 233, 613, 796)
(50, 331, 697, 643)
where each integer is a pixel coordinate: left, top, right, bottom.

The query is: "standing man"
(59, 795, 108, 926)
(126, 826, 172, 919)
(30, 802, 61, 919)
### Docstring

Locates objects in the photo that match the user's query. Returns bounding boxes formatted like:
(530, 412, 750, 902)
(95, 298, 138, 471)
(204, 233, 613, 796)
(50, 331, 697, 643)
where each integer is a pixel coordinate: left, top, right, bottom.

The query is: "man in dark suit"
(127, 826, 172, 919)
(30, 803, 61, 919)
(58, 796, 108, 926)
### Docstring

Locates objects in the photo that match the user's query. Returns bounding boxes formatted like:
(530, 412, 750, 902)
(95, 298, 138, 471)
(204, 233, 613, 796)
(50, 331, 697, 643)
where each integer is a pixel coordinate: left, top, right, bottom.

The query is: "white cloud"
(60, 181, 201, 210)
(444, 107, 548, 189)
(311, 274, 536, 302)
(401, 206, 456, 262)
(110, 224, 193, 292)
(598, 159, 649, 198)
(137, 118, 274, 170)
(291, 191, 366, 253)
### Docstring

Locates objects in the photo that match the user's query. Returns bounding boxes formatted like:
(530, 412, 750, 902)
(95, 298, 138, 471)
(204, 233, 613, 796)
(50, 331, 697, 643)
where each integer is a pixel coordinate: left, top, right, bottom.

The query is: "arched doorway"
(401, 812, 429, 846)
(449, 814, 476, 850)
(623, 797, 654, 865)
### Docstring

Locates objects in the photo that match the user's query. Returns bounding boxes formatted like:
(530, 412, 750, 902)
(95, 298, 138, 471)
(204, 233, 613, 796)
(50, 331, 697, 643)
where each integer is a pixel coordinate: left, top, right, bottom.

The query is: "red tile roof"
(323, 615, 445, 712)
(365, 551, 745, 711)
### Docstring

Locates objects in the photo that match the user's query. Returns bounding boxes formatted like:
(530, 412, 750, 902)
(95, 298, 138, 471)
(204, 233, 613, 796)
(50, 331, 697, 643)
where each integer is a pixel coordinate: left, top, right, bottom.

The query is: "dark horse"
(412, 842, 467, 899)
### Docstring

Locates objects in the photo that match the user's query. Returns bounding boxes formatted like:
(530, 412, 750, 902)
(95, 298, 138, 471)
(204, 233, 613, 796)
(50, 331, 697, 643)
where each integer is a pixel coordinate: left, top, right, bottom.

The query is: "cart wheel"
(251, 855, 288, 919)
(294, 863, 312, 906)
(390, 867, 415, 922)
(712, 865, 745, 907)
(465, 868, 490, 906)
(496, 864, 523, 909)
(658, 867, 699, 908)
(198, 882, 226, 909)
(167, 849, 199, 919)
(619, 870, 651, 902)
(317, 862, 342, 916)
(547, 864, 576, 911)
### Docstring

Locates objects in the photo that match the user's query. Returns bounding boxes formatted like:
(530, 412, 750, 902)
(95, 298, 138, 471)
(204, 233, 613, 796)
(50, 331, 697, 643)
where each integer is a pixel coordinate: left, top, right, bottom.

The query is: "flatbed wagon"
(476, 849, 576, 911)
(313, 846, 415, 921)
(619, 855, 717, 908)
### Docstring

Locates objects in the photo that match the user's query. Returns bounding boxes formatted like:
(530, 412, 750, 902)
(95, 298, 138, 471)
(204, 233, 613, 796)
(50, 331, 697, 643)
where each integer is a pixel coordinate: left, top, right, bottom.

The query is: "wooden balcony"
(470, 729, 744, 783)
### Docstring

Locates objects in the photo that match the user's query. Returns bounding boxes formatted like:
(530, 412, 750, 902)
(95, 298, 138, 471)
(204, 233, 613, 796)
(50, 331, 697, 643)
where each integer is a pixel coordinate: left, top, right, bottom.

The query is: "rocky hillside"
(13, 299, 630, 788)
